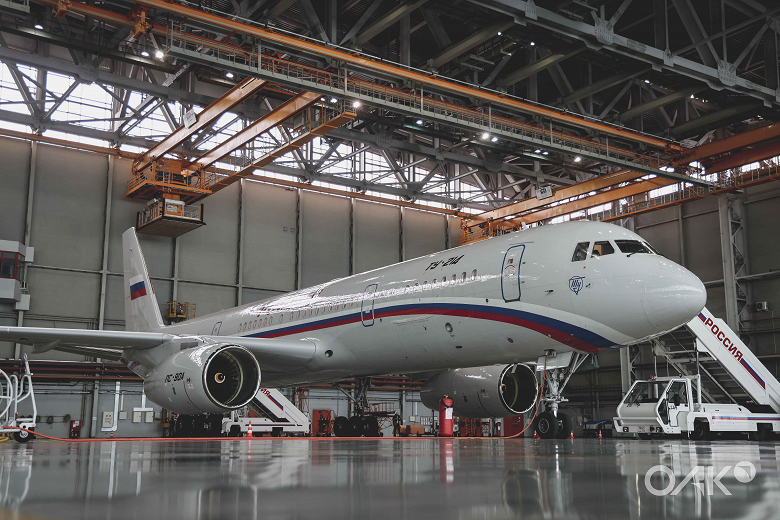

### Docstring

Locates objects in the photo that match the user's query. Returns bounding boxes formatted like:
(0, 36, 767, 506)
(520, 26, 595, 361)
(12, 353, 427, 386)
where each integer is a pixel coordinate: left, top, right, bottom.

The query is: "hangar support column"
(15, 141, 38, 360)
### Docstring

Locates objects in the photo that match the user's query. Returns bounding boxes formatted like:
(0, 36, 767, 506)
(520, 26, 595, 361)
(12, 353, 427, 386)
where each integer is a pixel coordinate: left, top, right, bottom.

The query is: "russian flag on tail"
(130, 275, 147, 300)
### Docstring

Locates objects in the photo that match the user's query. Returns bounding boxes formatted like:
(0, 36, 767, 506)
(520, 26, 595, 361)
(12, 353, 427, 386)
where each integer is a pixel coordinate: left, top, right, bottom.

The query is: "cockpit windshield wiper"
(627, 251, 639, 257)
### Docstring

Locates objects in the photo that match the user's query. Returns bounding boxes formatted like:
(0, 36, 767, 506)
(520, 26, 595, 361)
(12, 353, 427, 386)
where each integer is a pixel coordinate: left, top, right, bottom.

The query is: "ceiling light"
(225, 72, 234, 79)
(481, 132, 490, 140)
(574, 156, 582, 163)
(530, 41, 536, 46)
(140, 50, 150, 57)
(330, 97, 338, 103)
(34, 24, 43, 30)
(690, 94, 695, 98)
(416, 119, 423, 125)
(491, 136, 498, 142)
(542, 151, 549, 155)
(352, 100, 361, 107)
(155, 50, 164, 59)
(644, 79, 650, 83)
(534, 149, 541, 153)
(497, 31, 503, 36)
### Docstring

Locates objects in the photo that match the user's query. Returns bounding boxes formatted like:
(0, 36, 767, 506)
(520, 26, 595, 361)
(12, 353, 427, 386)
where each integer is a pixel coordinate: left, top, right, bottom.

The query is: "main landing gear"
(533, 351, 590, 439)
(333, 377, 382, 437)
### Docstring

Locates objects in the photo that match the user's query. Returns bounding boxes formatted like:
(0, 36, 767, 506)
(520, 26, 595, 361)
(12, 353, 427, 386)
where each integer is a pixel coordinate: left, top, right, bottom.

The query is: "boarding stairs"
(652, 307, 780, 413)
(249, 388, 310, 427)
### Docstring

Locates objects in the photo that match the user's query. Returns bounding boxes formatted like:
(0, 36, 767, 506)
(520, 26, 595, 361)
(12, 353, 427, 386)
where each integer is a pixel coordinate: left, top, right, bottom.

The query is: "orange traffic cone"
(570, 431, 574, 439)
(533, 430, 540, 439)
(247, 423, 253, 438)
(598, 429, 603, 440)
(110, 431, 114, 439)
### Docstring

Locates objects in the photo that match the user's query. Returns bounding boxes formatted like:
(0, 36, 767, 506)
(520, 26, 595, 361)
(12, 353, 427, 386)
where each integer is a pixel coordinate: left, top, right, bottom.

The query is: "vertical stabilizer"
(122, 228, 164, 332)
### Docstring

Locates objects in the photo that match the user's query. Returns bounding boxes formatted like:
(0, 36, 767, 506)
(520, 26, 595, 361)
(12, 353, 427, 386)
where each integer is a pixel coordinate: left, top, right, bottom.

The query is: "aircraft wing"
(0, 326, 174, 351)
(0, 326, 317, 370)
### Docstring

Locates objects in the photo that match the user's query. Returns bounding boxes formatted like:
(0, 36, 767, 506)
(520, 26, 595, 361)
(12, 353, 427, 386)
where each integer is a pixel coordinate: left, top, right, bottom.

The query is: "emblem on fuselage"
(569, 276, 585, 295)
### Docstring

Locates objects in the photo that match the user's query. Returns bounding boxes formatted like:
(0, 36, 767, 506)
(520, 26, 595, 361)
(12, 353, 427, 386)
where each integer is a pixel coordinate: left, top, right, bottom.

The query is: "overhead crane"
(34, 0, 709, 187)
(128, 79, 355, 237)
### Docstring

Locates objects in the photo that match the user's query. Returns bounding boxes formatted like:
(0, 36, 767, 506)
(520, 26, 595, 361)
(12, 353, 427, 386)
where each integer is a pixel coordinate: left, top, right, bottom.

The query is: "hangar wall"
(0, 136, 456, 359)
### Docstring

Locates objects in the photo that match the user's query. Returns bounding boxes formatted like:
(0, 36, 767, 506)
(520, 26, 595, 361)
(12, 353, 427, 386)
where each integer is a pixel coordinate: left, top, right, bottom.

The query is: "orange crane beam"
(184, 91, 322, 173)
(134, 78, 268, 172)
(464, 169, 646, 228)
(673, 122, 780, 166)
(504, 177, 676, 226)
(37, 0, 679, 152)
(706, 141, 780, 173)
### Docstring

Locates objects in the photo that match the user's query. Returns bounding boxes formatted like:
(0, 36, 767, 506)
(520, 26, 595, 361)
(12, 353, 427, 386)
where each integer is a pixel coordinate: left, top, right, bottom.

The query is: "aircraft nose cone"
(642, 263, 707, 331)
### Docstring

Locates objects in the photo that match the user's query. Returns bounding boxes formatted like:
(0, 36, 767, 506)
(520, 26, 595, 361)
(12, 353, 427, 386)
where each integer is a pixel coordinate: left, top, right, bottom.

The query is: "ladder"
(654, 308, 780, 413)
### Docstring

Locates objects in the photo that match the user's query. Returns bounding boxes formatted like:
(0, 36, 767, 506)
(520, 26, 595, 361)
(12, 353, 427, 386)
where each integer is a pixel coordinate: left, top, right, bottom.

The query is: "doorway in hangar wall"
(501, 245, 525, 302)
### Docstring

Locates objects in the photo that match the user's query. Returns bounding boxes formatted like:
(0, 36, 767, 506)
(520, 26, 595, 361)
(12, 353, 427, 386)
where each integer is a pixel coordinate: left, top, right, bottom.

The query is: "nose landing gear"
(533, 351, 591, 439)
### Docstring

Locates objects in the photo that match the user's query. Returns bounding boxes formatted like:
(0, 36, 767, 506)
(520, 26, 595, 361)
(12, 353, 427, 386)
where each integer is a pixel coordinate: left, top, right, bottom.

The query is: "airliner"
(0, 220, 706, 438)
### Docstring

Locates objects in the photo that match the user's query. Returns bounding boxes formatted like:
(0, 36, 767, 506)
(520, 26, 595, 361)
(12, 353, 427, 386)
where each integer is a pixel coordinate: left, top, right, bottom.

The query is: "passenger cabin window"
(591, 241, 615, 257)
(615, 240, 652, 255)
(472, 269, 477, 280)
(571, 242, 590, 261)
(461, 272, 466, 283)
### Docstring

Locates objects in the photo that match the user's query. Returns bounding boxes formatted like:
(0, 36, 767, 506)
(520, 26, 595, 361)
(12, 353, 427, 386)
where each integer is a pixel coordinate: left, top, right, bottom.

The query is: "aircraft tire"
(333, 416, 350, 437)
(364, 416, 380, 437)
(349, 416, 364, 437)
(535, 412, 559, 439)
(554, 413, 573, 439)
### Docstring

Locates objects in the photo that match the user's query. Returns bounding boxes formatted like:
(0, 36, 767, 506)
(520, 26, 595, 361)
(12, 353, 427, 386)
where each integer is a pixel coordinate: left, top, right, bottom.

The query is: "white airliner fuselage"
(143, 220, 707, 387)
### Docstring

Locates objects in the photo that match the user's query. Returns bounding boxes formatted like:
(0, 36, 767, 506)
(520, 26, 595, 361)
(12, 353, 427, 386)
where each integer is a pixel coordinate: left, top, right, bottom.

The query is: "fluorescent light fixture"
(574, 156, 582, 163)
(497, 31, 502, 35)
(491, 136, 498, 142)
(690, 94, 695, 98)
(140, 50, 150, 57)
(225, 72, 234, 79)
(542, 151, 549, 155)
(534, 149, 541, 153)
(481, 132, 490, 140)
(530, 41, 535, 46)
(34, 24, 43, 30)
(352, 100, 361, 107)
(416, 119, 423, 125)
(330, 97, 338, 103)
(155, 50, 164, 59)
(644, 79, 650, 83)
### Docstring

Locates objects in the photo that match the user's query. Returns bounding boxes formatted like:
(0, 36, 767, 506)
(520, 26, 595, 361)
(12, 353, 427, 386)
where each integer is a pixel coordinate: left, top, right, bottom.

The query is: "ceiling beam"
(431, 19, 513, 68)
(499, 46, 586, 87)
(356, 0, 430, 45)
(669, 102, 764, 137)
(613, 85, 706, 122)
(556, 68, 651, 107)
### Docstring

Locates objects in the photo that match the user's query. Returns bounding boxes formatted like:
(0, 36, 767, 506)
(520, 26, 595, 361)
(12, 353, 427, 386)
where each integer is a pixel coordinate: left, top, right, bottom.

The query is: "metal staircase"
(652, 327, 747, 406)
(651, 308, 780, 413)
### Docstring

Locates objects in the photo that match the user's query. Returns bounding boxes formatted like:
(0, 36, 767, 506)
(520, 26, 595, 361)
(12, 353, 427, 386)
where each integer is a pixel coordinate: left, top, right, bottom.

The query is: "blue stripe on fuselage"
(242, 302, 620, 350)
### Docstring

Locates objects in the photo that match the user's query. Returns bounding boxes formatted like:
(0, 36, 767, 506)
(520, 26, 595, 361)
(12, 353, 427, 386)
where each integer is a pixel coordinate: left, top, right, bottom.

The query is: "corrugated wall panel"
(300, 191, 350, 288)
(403, 209, 445, 260)
(354, 201, 399, 273)
(242, 181, 298, 292)
(0, 138, 31, 242)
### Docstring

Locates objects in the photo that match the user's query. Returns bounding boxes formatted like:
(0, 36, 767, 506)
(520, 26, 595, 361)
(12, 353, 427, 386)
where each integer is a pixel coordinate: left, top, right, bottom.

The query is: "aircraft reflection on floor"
(0, 439, 778, 520)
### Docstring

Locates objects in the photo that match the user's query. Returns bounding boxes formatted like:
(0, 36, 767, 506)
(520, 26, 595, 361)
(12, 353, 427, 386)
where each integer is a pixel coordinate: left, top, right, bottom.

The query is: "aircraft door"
(361, 284, 378, 326)
(501, 245, 525, 302)
(212, 321, 222, 335)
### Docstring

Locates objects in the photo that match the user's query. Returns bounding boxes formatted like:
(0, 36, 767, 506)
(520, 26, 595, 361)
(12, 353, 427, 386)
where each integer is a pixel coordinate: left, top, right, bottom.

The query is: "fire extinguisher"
(495, 421, 501, 437)
(439, 396, 454, 437)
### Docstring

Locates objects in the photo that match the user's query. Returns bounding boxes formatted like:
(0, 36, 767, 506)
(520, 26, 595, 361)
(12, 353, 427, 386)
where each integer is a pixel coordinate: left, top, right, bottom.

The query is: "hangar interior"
(0, 0, 779, 517)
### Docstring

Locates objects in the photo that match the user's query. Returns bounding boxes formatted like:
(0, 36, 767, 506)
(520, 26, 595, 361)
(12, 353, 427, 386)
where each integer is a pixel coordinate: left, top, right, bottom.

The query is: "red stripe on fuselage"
(259, 307, 600, 353)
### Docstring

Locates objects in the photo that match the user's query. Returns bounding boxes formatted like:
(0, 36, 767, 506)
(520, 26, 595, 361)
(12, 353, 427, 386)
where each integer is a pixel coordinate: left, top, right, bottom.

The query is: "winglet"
(122, 228, 164, 332)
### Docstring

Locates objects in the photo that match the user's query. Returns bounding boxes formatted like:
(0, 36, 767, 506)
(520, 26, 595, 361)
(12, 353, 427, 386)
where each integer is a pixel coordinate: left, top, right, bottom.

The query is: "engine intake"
(144, 344, 261, 415)
(421, 364, 538, 418)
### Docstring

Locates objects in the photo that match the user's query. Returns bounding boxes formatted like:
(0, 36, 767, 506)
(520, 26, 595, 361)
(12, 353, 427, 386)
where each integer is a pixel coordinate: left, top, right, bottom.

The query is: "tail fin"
(122, 228, 164, 332)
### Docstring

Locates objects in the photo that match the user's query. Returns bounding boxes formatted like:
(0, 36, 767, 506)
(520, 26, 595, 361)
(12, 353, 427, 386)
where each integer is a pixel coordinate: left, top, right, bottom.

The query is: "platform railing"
(587, 185, 706, 222)
(166, 22, 700, 179)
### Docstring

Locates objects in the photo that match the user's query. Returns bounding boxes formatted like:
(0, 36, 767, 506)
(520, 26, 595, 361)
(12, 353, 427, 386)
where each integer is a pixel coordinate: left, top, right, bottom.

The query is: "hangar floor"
(0, 437, 778, 520)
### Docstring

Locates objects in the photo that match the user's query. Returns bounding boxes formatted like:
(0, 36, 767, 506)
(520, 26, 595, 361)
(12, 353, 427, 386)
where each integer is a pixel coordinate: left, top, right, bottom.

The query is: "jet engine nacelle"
(420, 364, 538, 418)
(144, 343, 261, 415)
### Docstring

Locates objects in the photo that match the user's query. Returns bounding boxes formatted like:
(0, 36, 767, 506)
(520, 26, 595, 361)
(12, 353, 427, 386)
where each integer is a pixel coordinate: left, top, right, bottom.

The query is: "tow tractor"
(614, 308, 780, 440)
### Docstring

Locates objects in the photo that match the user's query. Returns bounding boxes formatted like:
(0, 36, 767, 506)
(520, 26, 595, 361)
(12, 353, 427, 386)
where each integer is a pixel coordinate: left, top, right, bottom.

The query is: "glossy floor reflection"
(1, 437, 779, 519)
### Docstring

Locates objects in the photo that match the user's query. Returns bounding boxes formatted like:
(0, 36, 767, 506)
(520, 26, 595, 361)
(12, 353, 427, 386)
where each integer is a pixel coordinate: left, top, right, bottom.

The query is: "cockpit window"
(591, 241, 615, 257)
(615, 240, 652, 255)
(644, 242, 662, 256)
(571, 242, 590, 262)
